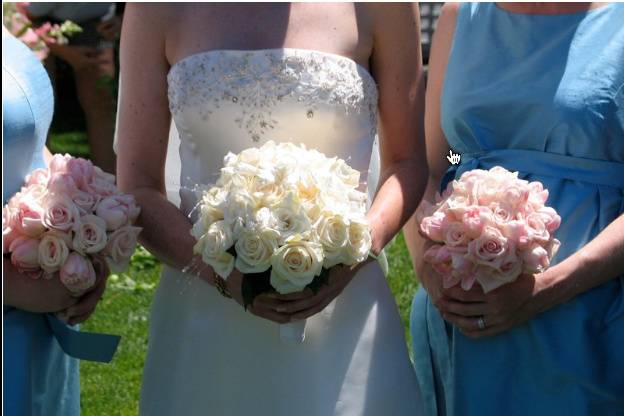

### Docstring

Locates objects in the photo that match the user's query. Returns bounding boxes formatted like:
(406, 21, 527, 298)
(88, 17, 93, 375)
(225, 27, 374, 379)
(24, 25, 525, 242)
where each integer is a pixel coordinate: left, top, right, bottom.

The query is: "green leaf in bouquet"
(241, 269, 273, 310)
(306, 267, 330, 295)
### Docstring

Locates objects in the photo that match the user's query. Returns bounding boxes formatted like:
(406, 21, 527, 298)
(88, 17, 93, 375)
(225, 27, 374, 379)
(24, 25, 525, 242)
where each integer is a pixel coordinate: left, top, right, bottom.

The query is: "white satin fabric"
(140, 49, 422, 416)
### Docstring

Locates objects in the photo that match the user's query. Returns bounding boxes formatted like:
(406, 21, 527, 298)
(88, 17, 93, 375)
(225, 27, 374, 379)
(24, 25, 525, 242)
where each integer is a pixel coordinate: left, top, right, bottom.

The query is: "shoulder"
(123, 3, 180, 33)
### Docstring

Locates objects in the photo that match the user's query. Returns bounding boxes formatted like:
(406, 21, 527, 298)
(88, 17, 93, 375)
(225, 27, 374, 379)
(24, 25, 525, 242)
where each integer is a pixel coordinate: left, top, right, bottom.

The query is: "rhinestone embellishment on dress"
(168, 49, 378, 141)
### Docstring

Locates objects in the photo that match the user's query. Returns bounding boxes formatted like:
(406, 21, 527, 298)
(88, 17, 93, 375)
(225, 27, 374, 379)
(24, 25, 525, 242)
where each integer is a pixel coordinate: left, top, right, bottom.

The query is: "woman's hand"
(436, 271, 558, 338)
(4, 258, 77, 313)
(268, 258, 375, 321)
(58, 256, 111, 325)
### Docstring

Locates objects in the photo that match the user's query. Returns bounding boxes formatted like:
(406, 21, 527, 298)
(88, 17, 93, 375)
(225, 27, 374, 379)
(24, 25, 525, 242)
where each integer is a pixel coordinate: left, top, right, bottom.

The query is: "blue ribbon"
(441, 148, 624, 194)
(46, 314, 120, 363)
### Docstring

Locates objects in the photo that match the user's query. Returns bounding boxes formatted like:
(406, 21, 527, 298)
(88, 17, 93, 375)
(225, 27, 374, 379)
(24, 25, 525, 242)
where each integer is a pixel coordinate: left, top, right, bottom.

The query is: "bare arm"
(116, 5, 199, 273)
(367, 3, 428, 255)
(403, 3, 456, 295)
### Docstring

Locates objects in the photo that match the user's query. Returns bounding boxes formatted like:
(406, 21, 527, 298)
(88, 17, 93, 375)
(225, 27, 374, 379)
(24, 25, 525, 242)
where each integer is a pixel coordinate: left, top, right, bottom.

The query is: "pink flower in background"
(419, 166, 561, 293)
(60, 253, 96, 295)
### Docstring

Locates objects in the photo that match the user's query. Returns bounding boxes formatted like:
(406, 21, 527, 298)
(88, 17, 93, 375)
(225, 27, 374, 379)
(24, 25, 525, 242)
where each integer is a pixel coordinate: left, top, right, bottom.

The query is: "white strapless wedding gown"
(140, 48, 423, 416)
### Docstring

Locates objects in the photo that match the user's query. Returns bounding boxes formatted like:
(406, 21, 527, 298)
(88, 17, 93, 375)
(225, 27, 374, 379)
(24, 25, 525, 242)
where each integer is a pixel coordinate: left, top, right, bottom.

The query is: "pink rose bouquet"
(3, 154, 142, 295)
(419, 166, 561, 293)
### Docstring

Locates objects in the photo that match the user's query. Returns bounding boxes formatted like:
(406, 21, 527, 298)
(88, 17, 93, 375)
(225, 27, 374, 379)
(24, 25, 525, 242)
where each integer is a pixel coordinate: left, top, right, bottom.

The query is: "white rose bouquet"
(191, 141, 373, 343)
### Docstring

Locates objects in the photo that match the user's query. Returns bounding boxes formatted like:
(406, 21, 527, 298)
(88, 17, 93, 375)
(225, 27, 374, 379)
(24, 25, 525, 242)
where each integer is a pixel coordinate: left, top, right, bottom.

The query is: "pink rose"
(444, 195, 470, 218)
(66, 157, 95, 189)
(3, 207, 21, 253)
(73, 215, 108, 255)
(60, 253, 96, 295)
(9, 236, 42, 279)
(82, 176, 118, 197)
(25, 168, 49, 186)
(442, 221, 470, 247)
(104, 226, 142, 272)
(449, 251, 477, 290)
(461, 206, 493, 238)
(420, 212, 450, 242)
(12, 195, 46, 237)
(520, 243, 550, 274)
(466, 226, 509, 270)
(47, 173, 78, 195)
(42, 194, 80, 231)
(535, 207, 561, 234)
(500, 220, 531, 249)
(96, 195, 140, 231)
(72, 190, 101, 215)
(48, 154, 72, 175)
(525, 213, 550, 243)
(38, 231, 70, 273)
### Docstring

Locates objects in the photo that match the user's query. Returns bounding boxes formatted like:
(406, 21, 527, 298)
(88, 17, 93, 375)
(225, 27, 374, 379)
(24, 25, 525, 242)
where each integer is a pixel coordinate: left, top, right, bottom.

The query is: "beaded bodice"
(167, 48, 379, 214)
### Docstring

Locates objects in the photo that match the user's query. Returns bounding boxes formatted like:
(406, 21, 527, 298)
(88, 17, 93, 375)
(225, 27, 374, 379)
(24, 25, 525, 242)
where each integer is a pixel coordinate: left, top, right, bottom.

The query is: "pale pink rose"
(104, 226, 142, 272)
(13, 196, 46, 237)
(520, 243, 550, 273)
(449, 251, 477, 290)
(500, 220, 531, 249)
(48, 154, 72, 175)
(423, 245, 462, 288)
(3, 209, 21, 253)
(60, 253, 96, 294)
(442, 221, 470, 247)
(444, 194, 470, 218)
(461, 206, 493, 238)
(93, 166, 116, 184)
(42, 194, 80, 231)
(72, 190, 101, 215)
(73, 215, 108, 255)
(19, 27, 39, 46)
(525, 212, 550, 243)
(82, 176, 118, 197)
(38, 232, 70, 273)
(96, 195, 141, 230)
(535, 207, 561, 233)
(466, 226, 509, 269)
(25, 168, 49, 186)
(66, 158, 95, 189)
(420, 212, 450, 242)
(546, 238, 561, 259)
(9, 236, 42, 278)
(47, 173, 78, 195)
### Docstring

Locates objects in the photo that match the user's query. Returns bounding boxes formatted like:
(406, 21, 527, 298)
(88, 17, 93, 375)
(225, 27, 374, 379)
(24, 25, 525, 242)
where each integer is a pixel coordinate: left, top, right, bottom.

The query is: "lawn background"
(50, 130, 420, 416)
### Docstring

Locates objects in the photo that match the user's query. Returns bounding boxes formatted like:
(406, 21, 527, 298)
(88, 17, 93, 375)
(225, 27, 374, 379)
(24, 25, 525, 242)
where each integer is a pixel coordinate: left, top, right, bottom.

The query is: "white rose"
(272, 194, 311, 243)
(255, 182, 287, 208)
(331, 158, 360, 188)
(38, 231, 70, 273)
(194, 220, 234, 260)
(270, 236, 324, 294)
(73, 214, 108, 255)
(234, 227, 280, 273)
(222, 189, 256, 228)
(316, 213, 350, 268)
(205, 251, 235, 279)
(199, 203, 224, 230)
(344, 218, 372, 265)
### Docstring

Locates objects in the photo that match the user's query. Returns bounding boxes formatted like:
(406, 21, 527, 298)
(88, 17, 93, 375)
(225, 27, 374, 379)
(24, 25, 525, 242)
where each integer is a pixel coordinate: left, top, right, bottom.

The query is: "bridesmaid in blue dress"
(3, 29, 118, 415)
(405, 3, 624, 415)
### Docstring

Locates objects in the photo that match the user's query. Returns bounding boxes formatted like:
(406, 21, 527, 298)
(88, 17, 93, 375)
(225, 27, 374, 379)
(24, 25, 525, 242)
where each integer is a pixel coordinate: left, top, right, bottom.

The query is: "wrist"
(533, 260, 580, 314)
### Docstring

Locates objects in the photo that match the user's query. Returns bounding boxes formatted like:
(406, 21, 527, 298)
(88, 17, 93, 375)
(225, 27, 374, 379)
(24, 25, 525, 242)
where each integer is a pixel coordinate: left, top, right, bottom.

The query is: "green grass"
(49, 132, 419, 414)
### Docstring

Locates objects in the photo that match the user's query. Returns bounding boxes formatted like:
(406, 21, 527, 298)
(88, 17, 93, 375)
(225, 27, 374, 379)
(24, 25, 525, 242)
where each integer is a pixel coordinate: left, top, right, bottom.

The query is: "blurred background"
(4, 3, 442, 414)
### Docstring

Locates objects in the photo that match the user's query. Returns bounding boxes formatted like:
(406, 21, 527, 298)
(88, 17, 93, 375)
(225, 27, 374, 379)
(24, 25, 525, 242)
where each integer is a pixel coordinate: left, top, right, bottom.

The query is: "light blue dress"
(3, 33, 80, 416)
(411, 3, 624, 415)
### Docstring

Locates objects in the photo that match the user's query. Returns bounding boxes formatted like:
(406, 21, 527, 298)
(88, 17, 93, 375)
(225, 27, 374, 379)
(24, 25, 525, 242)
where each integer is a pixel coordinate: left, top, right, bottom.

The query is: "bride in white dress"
(116, 4, 427, 415)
